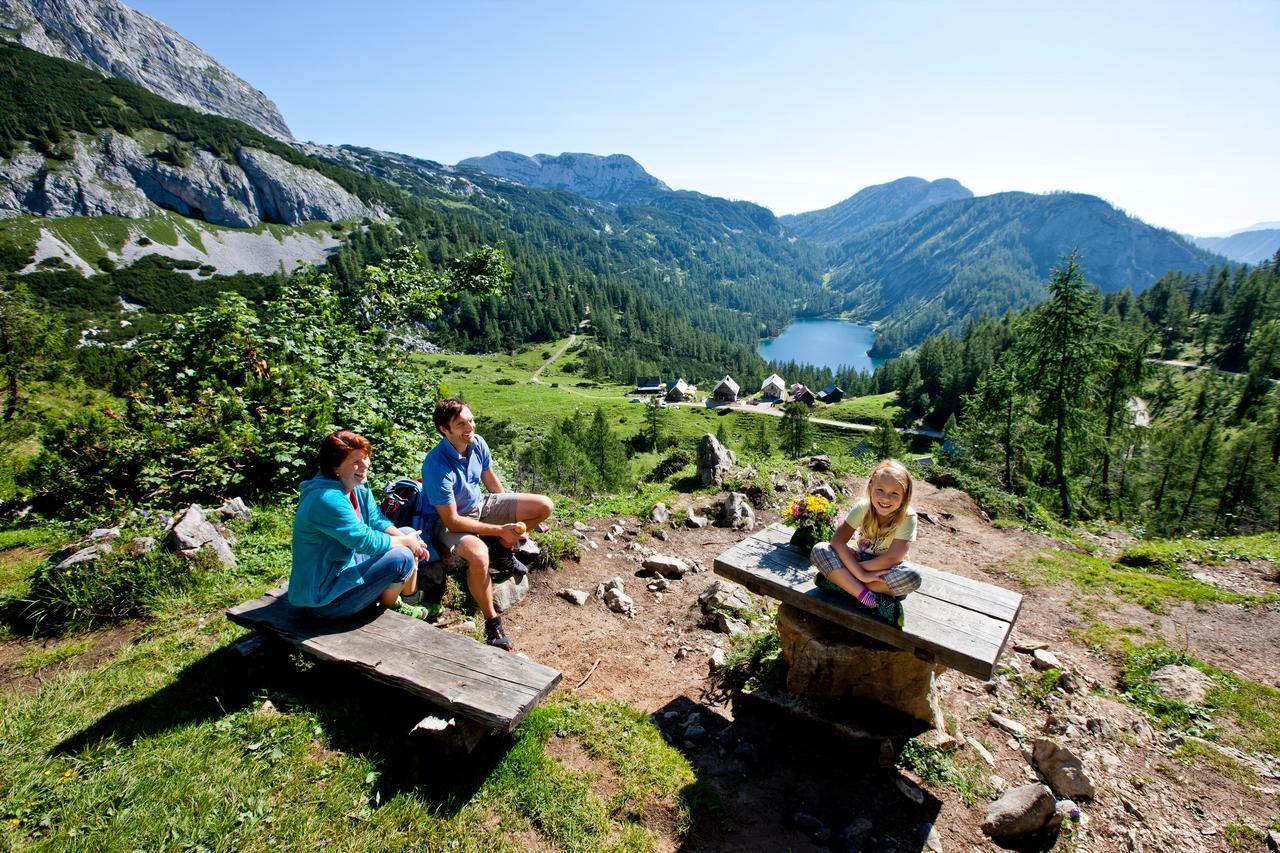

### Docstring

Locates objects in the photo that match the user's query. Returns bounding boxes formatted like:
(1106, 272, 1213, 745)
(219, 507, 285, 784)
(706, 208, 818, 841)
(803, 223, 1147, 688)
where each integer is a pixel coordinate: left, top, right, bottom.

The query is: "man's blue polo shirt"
(422, 435, 492, 513)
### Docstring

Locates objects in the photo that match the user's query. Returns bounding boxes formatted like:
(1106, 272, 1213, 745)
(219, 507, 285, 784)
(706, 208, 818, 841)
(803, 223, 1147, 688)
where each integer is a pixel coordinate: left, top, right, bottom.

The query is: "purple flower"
(1069, 807, 1081, 820)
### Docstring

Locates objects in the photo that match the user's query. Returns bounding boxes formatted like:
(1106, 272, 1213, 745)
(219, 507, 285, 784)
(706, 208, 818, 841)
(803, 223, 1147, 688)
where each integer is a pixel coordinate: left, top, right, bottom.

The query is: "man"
(422, 398, 554, 650)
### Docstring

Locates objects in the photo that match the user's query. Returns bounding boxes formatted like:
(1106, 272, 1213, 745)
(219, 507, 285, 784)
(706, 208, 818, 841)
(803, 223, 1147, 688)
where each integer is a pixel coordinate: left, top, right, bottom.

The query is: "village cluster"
(632, 373, 848, 407)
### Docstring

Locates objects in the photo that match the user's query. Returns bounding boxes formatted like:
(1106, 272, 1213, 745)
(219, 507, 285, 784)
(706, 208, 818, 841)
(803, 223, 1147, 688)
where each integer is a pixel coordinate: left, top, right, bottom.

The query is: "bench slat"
(714, 524, 1021, 680)
(227, 590, 561, 732)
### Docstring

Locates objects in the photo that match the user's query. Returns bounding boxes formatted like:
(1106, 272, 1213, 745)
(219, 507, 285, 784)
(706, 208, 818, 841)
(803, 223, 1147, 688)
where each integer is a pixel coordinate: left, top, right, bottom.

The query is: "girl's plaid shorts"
(810, 542, 922, 597)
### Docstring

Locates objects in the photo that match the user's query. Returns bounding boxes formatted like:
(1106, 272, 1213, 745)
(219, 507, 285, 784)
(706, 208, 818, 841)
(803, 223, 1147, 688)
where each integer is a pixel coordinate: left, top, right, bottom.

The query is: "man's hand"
(495, 523, 522, 549)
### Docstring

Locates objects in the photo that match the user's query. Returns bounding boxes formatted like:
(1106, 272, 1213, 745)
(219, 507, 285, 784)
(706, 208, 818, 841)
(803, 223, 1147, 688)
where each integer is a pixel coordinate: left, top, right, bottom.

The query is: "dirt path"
(672, 400, 943, 438)
(529, 333, 578, 384)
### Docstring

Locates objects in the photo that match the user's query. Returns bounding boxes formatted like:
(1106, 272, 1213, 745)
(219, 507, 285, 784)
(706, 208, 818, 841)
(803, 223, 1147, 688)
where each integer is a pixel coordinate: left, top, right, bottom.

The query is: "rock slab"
(982, 783, 1056, 838)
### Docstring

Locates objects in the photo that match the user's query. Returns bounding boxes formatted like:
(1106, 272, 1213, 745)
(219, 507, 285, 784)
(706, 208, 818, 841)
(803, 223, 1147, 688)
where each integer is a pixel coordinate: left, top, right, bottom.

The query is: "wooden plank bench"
(227, 587, 562, 734)
(714, 524, 1021, 681)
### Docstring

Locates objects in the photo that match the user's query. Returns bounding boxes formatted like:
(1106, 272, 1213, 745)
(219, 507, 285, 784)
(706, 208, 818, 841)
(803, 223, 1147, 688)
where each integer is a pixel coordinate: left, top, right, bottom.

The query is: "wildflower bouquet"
(785, 494, 837, 551)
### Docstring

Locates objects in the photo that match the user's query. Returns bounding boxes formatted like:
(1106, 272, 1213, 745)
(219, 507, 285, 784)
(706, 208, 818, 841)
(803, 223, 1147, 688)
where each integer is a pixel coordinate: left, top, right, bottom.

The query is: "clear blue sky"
(128, 0, 1278, 236)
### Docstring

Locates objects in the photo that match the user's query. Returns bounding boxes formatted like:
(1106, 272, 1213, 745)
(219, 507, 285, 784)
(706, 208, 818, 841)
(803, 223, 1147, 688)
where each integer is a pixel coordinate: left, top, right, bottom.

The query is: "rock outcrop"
(0, 133, 382, 227)
(0, 0, 294, 140)
(458, 151, 669, 205)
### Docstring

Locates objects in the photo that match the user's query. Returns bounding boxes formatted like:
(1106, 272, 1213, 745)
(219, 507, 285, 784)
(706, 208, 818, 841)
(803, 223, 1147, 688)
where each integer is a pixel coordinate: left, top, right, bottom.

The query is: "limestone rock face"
(457, 151, 669, 204)
(776, 604, 944, 725)
(0, 0, 294, 139)
(0, 133, 382, 227)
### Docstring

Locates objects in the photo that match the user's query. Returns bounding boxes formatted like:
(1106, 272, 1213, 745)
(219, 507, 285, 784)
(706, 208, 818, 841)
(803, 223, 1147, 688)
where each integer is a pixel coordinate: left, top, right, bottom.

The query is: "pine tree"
(779, 402, 811, 458)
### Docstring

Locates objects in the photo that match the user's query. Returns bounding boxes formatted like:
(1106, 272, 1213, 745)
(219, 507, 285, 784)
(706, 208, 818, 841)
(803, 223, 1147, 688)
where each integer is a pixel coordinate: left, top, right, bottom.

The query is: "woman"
(289, 430, 429, 620)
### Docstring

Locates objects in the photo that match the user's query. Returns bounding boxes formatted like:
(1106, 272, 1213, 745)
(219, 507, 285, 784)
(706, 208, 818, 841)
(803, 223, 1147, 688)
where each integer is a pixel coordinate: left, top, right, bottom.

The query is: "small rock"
(989, 713, 1027, 736)
(808, 484, 837, 502)
(643, 555, 689, 578)
(685, 510, 709, 528)
(1012, 636, 1048, 653)
(595, 577, 625, 597)
(732, 741, 758, 763)
(698, 579, 754, 616)
(1150, 664, 1216, 705)
(54, 543, 112, 572)
(967, 736, 995, 766)
(647, 577, 671, 592)
(708, 648, 726, 670)
(1085, 717, 1115, 738)
(896, 778, 925, 805)
(807, 454, 831, 472)
(989, 774, 1008, 792)
(86, 526, 122, 543)
(675, 647, 688, 660)
(125, 536, 157, 557)
(1031, 739, 1096, 800)
(879, 739, 896, 768)
(654, 528, 669, 541)
(604, 532, 616, 543)
(684, 725, 708, 743)
(981, 783, 1056, 838)
(1047, 798, 1079, 830)
(1044, 714, 1068, 735)
(1058, 671, 1081, 693)
(608, 523, 625, 538)
(714, 613, 748, 636)
(792, 812, 829, 841)
(918, 730, 959, 752)
(717, 492, 755, 530)
(166, 505, 236, 567)
(491, 573, 529, 612)
(603, 588, 634, 617)
(587, 540, 598, 550)
(254, 699, 279, 718)
(572, 521, 592, 533)
(649, 503, 670, 525)
(921, 821, 943, 852)
(214, 497, 252, 522)
(839, 818, 873, 847)
(557, 588, 589, 606)
(1032, 649, 1063, 670)
(1266, 829, 1279, 852)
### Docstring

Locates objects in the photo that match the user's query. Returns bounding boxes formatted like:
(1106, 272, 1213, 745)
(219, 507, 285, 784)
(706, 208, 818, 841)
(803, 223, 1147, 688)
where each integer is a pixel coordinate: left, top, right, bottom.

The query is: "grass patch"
(1010, 550, 1274, 613)
(712, 626, 784, 696)
(534, 528, 582, 570)
(0, 524, 73, 594)
(897, 738, 993, 805)
(821, 393, 903, 425)
(1223, 822, 1266, 851)
(1118, 533, 1280, 576)
(14, 640, 93, 673)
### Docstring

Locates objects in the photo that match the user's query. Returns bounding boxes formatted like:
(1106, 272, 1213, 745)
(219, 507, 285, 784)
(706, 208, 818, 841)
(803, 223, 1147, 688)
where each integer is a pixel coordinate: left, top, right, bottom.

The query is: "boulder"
(213, 497, 252, 522)
(696, 433, 734, 486)
(808, 484, 837, 502)
(166, 505, 236, 567)
(1150, 664, 1216, 705)
(604, 587, 634, 617)
(557, 588, 589, 606)
(54, 543, 112, 572)
(982, 784, 1056, 838)
(1031, 739, 1095, 800)
(649, 502, 670, 525)
(717, 492, 755, 530)
(643, 555, 688, 579)
(776, 604, 944, 726)
(491, 573, 529, 613)
(698, 579, 754, 616)
(125, 536, 157, 558)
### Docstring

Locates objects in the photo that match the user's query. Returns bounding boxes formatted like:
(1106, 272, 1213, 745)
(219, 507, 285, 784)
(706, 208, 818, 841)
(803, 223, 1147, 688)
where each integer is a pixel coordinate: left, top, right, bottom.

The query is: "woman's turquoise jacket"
(288, 474, 394, 607)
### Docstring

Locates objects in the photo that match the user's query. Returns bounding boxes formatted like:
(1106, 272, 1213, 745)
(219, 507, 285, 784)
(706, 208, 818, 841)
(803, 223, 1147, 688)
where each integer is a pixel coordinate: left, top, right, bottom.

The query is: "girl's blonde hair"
(860, 459, 914, 544)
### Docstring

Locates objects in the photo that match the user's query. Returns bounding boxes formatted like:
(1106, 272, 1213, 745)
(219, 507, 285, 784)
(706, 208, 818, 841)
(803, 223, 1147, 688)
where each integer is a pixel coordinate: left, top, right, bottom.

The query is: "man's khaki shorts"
(433, 492, 521, 555)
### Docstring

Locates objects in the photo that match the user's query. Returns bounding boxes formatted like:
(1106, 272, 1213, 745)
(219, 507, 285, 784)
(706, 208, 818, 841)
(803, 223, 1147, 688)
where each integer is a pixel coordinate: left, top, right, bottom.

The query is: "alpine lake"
(757, 318, 881, 373)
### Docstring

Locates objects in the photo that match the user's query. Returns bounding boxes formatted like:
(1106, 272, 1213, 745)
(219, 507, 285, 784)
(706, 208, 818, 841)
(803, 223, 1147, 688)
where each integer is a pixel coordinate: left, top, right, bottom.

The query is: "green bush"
(534, 528, 581, 570)
(646, 448, 692, 482)
(18, 544, 206, 635)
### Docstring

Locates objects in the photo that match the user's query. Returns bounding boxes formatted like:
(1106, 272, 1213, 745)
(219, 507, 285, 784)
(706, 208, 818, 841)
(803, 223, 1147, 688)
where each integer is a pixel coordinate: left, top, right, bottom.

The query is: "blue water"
(758, 319, 881, 374)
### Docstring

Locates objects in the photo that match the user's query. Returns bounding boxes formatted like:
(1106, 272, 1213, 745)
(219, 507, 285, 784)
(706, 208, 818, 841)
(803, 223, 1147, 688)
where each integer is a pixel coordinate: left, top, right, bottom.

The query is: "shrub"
(534, 528, 581, 570)
(647, 448, 692, 482)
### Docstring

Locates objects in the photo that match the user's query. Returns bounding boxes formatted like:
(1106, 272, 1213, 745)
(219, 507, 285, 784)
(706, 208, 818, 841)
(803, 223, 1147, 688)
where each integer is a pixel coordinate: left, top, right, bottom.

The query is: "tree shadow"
(49, 636, 512, 815)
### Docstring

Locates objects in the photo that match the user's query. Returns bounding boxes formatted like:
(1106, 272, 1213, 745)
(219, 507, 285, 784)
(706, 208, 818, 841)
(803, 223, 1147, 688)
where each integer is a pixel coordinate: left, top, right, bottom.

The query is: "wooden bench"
(227, 587, 562, 736)
(714, 524, 1021, 681)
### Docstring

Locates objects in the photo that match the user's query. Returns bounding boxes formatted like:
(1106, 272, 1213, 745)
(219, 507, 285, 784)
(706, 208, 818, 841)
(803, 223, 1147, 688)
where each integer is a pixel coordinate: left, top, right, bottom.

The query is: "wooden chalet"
(712, 376, 740, 402)
(789, 383, 816, 406)
(666, 378, 692, 401)
(759, 373, 787, 399)
(816, 382, 845, 404)
(635, 375, 662, 395)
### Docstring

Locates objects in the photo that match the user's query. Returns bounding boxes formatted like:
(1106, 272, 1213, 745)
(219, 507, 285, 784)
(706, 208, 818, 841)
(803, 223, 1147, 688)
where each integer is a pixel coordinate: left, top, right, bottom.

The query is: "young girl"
(810, 459, 922, 626)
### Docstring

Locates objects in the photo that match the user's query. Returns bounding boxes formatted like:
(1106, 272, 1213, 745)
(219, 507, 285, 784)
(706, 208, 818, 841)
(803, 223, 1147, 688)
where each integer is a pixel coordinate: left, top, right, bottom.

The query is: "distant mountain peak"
(458, 151, 669, 204)
(780, 177, 973, 244)
(0, 0, 293, 140)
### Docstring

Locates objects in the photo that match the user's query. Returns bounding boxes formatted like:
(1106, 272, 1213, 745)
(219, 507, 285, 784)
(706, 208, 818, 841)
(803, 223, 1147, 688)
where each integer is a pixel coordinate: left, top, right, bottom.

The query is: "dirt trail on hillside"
(499, 479, 1280, 851)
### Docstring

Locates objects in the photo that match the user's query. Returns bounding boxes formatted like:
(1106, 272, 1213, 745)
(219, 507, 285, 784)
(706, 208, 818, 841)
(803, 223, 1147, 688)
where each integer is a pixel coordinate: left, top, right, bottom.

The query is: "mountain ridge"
(781, 176, 973, 244)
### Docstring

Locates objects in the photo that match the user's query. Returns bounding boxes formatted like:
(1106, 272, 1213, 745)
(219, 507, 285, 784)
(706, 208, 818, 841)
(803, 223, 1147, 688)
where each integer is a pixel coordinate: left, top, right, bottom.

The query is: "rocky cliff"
(0, 131, 382, 227)
(458, 151, 670, 204)
(0, 0, 293, 140)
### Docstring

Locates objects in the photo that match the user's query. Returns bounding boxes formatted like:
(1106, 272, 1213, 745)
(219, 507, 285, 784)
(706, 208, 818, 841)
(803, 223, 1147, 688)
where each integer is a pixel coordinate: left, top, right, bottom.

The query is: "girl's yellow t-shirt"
(843, 498, 917, 555)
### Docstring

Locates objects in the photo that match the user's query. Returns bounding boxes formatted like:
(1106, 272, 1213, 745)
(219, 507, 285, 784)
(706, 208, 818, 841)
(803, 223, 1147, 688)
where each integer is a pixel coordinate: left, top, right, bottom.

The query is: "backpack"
(380, 478, 440, 563)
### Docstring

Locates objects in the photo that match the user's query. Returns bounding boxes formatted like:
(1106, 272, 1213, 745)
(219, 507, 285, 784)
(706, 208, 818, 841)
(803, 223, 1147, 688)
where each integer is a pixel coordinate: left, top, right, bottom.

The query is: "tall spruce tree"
(780, 402, 812, 458)
(1016, 251, 1107, 521)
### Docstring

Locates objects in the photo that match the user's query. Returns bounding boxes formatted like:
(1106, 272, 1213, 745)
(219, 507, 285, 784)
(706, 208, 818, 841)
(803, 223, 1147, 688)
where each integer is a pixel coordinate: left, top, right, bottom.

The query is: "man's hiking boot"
(485, 616, 514, 651)
(483, 536, 529, 576)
